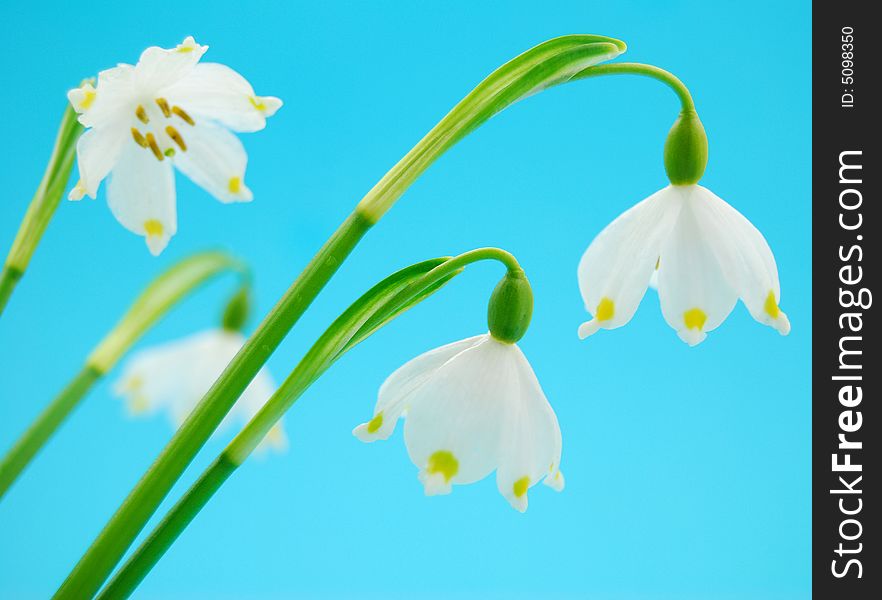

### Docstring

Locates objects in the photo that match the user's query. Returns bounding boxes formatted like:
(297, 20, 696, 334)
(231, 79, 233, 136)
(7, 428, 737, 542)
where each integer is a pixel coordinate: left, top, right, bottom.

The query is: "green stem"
(573, 62, 695, 112)
(54, 213, 373, 599)
(83, 45, 704, 599)
(0, 366, 100, 498)
(59, 35, 634, 598)
(356, 35, 626, 221)
(98, 455, 237, 600)
(0, 251, 241, 500)
(0, 266, 23, 316)
(228, 247, 520, 463)
(574, 62, 707, 184)
(99, 249, 519, 598)
(1, 105, 82, 318)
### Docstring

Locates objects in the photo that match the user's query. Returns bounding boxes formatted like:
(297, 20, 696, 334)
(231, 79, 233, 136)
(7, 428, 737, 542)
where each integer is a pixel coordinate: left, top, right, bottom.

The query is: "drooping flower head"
(354, 266, 563, 512)
(578, 184, 790, 346)
(67, 36, 282, 255)
(354, 333, 563, 512)
(114, 328, 286, 453)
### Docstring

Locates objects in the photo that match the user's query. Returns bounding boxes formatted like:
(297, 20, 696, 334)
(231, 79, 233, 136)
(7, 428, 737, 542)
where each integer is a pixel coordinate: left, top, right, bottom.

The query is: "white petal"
(134, 36, 207, 92)
(69, 126, 128, 200)
(67, 82, 97, 114)
(106, 141, 177, 255)
(577, 186, 682, 338)
(113, 330, 226, 421)
(418, 471, 453, 496)
(163, 63, 283, 132)
(495, 345, 563, 512)
(114, 329, 282, 445)
(172, 121, 252, 203)
(543, 469, 565, 492)
(648, 265, 659, 290)
(114, 344, 182, 416)
(690, 186, 790, 335)
(657, 190, 739, 346)
(404, 335, 515, 489)
(353, 335, 484, 443)
(73, 64, 137, 129)
(166, 330, 242, 425)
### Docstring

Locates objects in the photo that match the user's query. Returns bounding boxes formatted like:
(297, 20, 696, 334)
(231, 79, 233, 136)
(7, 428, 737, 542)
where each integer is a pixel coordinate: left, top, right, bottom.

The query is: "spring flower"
(577, 184, 791, 346)
(114, 328, 286, 452)
(67, 36, 282, 255)
(354, 333, 564, 512)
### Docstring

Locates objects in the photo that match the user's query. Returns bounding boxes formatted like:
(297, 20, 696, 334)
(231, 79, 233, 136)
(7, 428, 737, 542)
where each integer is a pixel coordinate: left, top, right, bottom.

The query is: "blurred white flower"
(114, 328, 286, 453)
(354, 334, 564, 512)
(67, 36, 282, 255)
(578, 184, 790, 346)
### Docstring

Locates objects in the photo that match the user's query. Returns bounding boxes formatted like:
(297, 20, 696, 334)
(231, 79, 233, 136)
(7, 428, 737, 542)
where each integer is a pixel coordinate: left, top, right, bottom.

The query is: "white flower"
(577, 184, 791, 346)
(354, 334, 564, 512)
(114, 328, 286, 453)
(67, 36, 282, 255)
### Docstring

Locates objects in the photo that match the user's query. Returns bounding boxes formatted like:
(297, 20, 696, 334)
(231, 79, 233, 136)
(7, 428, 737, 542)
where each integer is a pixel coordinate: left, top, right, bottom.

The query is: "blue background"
(0, 1, 811, 598)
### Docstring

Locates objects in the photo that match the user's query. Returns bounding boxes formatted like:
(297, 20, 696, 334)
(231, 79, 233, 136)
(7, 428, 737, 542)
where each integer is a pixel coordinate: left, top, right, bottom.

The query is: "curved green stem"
(55, 36, 625, 600)
(0, 251, 243, 500)
(99, 249, 519, 598)
(573, 62, 695, 112)
(574, 62, 707, 184)
(83, 45, 705, 599)
(0, 104, 82, 318)
(227, 247, 520, 463)
(53, 214, 372, 599)
(97, 455, 237, 600)
(356, 35, 626, 220)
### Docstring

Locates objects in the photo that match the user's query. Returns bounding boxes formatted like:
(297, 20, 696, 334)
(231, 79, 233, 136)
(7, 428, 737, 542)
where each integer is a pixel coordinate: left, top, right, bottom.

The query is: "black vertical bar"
(813, 3, 878, 598)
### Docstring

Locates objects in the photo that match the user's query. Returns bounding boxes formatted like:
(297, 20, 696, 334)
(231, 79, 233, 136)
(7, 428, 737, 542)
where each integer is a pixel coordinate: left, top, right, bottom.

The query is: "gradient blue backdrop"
(0, 1, 811, 598)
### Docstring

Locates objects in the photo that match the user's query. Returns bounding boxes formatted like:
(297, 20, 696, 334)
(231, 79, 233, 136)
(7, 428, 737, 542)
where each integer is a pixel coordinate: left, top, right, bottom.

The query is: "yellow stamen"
(366, 412, 384, 434)
(165, 125, 187, 151)
(683, 308, 707, 330)
(764, 291, 780, 319)
(145, 133, 164, 161)
(228, 176, 242, 194)
(155, 97, 171, 118)
(513, 477, 530, 498)
(131, 128, 147, 148)
(427, 451, 458, 482)
(144, 219, 164, 237)
(595, 297, 615, 322)
(135, 105, 149, 124)
(172, 106, 195, 126)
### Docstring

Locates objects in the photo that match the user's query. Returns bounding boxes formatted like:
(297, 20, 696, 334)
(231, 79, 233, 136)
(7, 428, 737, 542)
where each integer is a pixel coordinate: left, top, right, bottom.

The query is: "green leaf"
(358, 34, 627, 220)
(301, 258, 455, 380)
(87, 251, 245, 373)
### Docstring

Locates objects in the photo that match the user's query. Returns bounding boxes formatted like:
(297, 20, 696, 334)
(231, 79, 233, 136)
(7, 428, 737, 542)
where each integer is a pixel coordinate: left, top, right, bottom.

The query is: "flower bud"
(487, 270, 533, 343)
(221, 286, 251, 332)
(663, 110, 708, 185)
